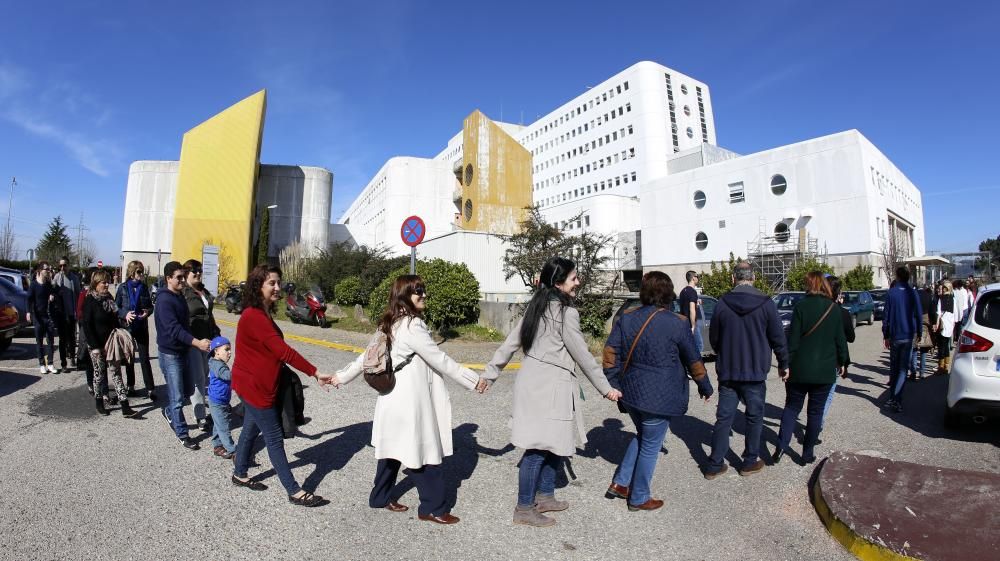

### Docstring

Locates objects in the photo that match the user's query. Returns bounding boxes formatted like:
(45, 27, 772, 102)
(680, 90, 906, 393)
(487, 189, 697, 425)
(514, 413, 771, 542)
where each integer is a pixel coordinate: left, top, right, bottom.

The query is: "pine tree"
(255, 207, 271, 266)
(36, 216, 74, 264)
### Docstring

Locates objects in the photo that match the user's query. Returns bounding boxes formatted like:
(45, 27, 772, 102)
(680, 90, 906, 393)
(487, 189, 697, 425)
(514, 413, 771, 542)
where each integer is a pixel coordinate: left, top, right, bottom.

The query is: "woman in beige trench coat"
(484, 257, 622, 527)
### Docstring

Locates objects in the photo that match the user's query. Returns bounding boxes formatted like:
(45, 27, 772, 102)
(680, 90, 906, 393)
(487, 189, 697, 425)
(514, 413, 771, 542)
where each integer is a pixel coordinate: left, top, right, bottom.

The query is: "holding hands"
(315, 373, 341, 391)
(604, 388, 622, 401)
(475, 378, 490, 394)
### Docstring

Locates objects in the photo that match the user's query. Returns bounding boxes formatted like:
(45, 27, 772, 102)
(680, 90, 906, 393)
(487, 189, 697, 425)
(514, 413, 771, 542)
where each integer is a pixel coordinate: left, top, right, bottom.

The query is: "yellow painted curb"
(811, 474, 920, 561)
(216, 318, 520, 371)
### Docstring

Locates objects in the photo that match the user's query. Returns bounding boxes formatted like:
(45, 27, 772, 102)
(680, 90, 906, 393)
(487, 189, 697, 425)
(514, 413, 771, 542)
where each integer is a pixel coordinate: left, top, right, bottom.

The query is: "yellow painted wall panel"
(171, 90, 266, 278)
(460, 110, 532, 233)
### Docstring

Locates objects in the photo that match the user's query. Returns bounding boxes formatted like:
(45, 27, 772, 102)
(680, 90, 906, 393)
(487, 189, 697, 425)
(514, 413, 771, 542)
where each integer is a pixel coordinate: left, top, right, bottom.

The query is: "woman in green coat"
(773, 272, 848, 465)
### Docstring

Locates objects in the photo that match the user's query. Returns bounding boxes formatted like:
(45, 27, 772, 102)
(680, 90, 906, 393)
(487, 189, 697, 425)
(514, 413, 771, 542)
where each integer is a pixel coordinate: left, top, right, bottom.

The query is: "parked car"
(0, 266, 29, 291)
(0, 301, 19, 353)
(870, 289, 888, 321)
(842, 290, 875, 326)
(772, 291, 806, 337)
(945, 282, 1000, 427)
(611, 294, 718, 357)
(0, 276, 30, 334)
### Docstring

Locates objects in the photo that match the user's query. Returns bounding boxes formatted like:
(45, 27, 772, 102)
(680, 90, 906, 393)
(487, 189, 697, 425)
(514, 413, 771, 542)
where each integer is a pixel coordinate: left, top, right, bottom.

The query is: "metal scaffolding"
(747, 217, 822, 292)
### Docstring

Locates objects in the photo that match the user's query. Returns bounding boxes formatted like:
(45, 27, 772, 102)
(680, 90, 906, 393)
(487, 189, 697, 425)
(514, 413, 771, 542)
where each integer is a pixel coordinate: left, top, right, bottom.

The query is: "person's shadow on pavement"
(255, 421, 373, 491)
(437, 423, 514, 510)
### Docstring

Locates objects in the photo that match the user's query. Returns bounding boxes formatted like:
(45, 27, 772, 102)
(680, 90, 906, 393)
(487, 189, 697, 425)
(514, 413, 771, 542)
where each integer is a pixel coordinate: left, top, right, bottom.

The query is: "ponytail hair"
(519, 256, 575, 352)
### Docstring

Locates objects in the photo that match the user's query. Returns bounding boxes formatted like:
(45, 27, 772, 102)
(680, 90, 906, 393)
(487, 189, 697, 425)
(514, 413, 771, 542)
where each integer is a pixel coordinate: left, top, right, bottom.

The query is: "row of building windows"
(552, 215, 591, 231)
(522, 80, 631, 145)
(870, 166, 919, 210)
(528, 103, 633, 158)
(533, 124, 635, 174)
(535, 148, 637, 191)
(538, 171, 638, 207)
(690, 174, 788, 209)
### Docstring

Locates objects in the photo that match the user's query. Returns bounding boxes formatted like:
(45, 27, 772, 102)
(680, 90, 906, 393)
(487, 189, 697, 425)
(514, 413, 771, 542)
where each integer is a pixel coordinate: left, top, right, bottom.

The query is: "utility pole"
(5, 177, 14, 236)
(1, 177, 14, 260)
(71, 213, 89, 267)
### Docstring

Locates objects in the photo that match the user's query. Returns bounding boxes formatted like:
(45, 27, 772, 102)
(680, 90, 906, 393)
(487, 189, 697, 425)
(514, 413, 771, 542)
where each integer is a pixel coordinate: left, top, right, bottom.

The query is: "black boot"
(121, 400, 137, 418)
(95, 398, 110, 416)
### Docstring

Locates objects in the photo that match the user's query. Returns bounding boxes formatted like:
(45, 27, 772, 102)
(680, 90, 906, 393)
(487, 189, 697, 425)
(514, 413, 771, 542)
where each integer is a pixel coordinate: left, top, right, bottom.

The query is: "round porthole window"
(770, 174, 787, 195)
(774, 222, 790, 243)
(686, 127, 694, 139)
(693, 190, 706, 209)
(464, 199, 473, 222)
(695, 231, 708, 250)
(464, 164, 474, 186)
(681, 84, 689, 95)
(683, 105, 691, 116)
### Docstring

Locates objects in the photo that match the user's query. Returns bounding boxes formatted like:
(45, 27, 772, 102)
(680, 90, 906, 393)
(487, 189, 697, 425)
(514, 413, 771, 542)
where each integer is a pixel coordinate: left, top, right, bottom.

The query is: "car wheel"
(867, 313, 874, 326)
(944, 405, 961, 428)
(853, 314, 859, 328)
(0, 336, 11, 353)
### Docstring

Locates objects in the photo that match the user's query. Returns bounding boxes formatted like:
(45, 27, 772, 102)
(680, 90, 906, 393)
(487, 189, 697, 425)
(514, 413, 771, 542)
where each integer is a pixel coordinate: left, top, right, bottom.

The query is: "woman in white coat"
(483, 257, 622, 527)
(335, 275, 488, 525)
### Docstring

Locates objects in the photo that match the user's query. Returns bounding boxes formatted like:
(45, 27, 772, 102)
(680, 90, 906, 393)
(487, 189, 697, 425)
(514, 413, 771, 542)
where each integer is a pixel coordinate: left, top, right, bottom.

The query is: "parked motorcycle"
(224, 282, 245, 314)
(284, 283, 328, 327)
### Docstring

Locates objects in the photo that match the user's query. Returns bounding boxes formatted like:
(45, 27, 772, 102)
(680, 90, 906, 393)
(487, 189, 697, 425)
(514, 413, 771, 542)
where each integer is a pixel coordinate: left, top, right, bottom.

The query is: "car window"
(974, 292, 1000, 330)
(773, 293, 804, 310)
(870, 291, 887, 303)
(844, 293, 860, 304)
(702, 298, 717, 320)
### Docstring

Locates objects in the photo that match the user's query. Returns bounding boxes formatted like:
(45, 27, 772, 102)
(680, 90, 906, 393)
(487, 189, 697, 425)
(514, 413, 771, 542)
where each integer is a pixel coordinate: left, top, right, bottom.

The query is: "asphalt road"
(1, 315, 997, 561)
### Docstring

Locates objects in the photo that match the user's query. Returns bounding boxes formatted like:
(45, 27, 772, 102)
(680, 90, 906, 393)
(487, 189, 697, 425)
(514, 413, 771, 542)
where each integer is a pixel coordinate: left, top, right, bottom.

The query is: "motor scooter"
(284, 283, 328, 327)
(224, 282, 245, 314)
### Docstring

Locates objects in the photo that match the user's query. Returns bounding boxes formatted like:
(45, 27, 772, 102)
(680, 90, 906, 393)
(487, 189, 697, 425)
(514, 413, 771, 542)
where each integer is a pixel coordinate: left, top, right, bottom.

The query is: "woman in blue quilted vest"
(602, 271, 713, 512)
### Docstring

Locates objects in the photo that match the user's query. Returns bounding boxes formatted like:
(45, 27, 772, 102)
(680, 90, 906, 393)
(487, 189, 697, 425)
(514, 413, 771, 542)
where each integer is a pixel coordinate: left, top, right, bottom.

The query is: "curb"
(811, 464, 920, 561)
(217, 318, 520, 371)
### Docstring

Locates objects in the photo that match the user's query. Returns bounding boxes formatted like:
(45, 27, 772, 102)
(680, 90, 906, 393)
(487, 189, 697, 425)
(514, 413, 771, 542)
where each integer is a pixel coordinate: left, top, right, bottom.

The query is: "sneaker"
(46, 365, 58, 374)
(146, 389, 157, 402)
(160, 408, 173, 427)
(882, 398, 896, 409)
(703, 464, 729, 480)
(69, 358, 77, 370)
(197, 418, 213, 432)
(39, 365, 47, 374)
(738, 459, 765, 476)
(891, 401, 903, 413)
(513, 506, 556, 527)
(181, 438, 200, 451)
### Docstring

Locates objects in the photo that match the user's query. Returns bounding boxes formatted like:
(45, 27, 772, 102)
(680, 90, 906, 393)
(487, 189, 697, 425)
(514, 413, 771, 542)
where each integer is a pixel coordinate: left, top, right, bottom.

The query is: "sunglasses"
(171, 274, 186, 281)
(190, 269, 202, 275)
(414, 287, 427, 297)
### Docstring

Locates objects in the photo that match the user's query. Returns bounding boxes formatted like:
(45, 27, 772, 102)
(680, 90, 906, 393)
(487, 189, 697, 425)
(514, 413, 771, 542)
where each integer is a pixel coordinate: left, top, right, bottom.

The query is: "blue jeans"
(187, 347, 209, 421)
(777, 382, 833, 459)
(234, 400, 301, 495)
(612, 406, 671, 506)
(209, 400, 235, 453)
(821, 373, 838, 428)
(33, 318, 56, 366)
(692, 320, 704, 356)
(910, 347, 927, 376)
(517, 449, 563, 507)
(159, 351, 192, 439)
(707, 381, 765, 471)
(888, 339, 913, 403)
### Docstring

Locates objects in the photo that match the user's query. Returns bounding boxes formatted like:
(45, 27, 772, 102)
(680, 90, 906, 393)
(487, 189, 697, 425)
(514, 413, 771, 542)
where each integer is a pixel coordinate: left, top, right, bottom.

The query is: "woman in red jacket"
(230, 264, 336, 507)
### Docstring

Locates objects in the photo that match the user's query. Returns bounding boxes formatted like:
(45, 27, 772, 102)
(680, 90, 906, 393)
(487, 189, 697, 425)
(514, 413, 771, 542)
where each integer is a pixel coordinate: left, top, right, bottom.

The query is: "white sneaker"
(39, 365, 47, 374)
(47, 365, 58, 374)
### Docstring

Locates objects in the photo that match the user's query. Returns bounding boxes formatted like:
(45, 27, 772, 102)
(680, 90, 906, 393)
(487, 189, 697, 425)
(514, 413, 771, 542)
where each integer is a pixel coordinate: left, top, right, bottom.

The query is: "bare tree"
(0, 224, 16, 261)
(75, 236, 97, 267)
(880, 239, 902, 284)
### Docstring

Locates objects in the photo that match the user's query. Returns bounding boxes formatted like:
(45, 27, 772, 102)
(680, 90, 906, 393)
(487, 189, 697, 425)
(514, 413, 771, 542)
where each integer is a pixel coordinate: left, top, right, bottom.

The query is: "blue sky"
(1, 0, 997, 263)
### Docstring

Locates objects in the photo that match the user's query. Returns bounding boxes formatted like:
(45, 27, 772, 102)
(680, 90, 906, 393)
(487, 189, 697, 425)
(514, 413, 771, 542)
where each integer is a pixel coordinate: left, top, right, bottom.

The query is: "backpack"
(362, 330, 415, 395)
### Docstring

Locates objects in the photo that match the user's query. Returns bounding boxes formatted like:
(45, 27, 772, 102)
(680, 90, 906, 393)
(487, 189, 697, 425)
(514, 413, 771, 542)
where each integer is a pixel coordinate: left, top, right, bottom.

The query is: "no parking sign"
(400, 216, 425, 274)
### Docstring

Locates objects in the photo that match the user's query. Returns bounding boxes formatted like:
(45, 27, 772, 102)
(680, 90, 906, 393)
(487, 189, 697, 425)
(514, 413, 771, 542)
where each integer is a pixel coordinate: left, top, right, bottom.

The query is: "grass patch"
(440, 324, 506, 343)
(328, 314, 377, 334)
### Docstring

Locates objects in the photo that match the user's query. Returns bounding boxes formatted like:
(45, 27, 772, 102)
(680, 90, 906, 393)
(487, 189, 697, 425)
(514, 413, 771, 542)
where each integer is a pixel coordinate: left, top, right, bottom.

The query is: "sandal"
(288, 491, 325, 507)
(231, 474, 267, 491)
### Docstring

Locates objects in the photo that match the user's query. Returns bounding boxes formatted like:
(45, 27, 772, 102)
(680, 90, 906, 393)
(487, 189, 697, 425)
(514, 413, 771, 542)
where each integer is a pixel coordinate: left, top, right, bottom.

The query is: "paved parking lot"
(0, 315, 997, 561)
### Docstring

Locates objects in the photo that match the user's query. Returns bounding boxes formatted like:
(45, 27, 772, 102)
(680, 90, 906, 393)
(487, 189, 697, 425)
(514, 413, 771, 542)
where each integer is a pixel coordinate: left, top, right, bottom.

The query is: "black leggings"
(32, 318, 55, 366)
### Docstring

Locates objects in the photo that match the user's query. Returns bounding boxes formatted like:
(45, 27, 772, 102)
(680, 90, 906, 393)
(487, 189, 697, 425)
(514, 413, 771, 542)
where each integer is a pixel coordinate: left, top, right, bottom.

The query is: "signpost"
(202, 244, 220, 297)
(400, 215, 426, 274)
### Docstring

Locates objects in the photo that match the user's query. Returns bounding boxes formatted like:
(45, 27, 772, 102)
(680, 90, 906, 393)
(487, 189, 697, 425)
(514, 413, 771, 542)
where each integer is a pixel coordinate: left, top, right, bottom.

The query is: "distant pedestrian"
(116, 261, 155, 399)
(155, 261, 211, 450)
(82, 269, 137, 418)
(76, 268, 104, 395)
(678, 271, 704, 356)
(483, 257, 621, 527)
(933, 281, 955, 374)
(51, 256, 82, 371)
(26, 261, 59, 374)
(819, 275, 854, 431)
(910, 284, 934, 381)
(704, 262, 787, 479)
(229, 264, 336, 507)
(336, 274, 488, 522)
(603, 271, 712, 507)
(182, 259, 221, 432)
(773, 272, 848, 465)
(207, 336, 236, 459)
(952, 279, 972, 342)
(881, 267, 923, 413)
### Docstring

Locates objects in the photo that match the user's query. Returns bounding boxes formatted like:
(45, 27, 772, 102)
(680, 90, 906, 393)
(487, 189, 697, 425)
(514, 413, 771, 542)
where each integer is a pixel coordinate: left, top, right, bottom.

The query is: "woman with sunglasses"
(483, 257, 622, 527)
(182, 259, 221, 433)
(115, 260, 155, 400)
(26, 261, 59, 374)
(334, 275, 488, 524)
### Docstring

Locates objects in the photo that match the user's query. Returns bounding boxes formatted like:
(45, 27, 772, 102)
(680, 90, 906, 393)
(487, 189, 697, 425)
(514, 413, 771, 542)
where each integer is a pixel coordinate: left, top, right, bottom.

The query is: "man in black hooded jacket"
(703, 262, 788, 478)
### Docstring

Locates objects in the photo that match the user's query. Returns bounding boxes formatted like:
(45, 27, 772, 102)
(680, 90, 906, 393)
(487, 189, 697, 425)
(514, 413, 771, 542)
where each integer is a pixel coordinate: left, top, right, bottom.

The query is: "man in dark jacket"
(881, 266, 922, 413)
(703, 262, 788, 478)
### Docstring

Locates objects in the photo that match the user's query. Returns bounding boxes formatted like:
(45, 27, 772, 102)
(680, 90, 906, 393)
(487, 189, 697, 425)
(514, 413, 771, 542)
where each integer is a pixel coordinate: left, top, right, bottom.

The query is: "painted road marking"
(217, 319, 520, 371)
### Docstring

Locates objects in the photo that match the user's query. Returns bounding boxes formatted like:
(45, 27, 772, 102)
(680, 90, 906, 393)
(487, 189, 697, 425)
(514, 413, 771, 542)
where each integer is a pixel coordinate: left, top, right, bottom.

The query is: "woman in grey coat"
(485, 257, 622, 527)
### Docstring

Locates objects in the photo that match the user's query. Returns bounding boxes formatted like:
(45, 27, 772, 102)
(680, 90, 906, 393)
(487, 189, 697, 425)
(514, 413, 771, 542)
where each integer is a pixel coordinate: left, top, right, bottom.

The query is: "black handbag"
(276, 365, 305, 438)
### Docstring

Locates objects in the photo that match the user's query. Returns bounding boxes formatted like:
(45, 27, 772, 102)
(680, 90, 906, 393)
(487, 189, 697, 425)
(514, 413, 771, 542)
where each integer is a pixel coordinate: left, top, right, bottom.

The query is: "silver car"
(611, 295, 717, 357)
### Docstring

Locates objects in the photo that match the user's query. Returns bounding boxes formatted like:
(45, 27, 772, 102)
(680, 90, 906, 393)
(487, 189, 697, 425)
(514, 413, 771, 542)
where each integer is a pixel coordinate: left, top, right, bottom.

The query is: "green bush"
(699, 253, 773, 298)
(367, 259, 480, 330)
(576, 296, 615, 338)
(842, 264, 875, 291)
(785, 258, 835, 291)
(333, 275, 365, 306)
